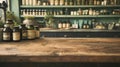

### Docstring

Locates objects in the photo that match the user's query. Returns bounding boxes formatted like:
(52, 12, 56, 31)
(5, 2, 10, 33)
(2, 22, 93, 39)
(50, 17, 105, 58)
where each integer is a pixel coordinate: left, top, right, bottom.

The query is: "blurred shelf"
(20, 15, 120, 18)
(40, 28, 120, 32)
(20, 5, 120, 8)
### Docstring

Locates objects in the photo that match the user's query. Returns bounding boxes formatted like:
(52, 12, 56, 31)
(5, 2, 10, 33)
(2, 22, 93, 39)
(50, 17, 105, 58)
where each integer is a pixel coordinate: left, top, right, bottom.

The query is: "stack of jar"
(1, 20, 40, 42)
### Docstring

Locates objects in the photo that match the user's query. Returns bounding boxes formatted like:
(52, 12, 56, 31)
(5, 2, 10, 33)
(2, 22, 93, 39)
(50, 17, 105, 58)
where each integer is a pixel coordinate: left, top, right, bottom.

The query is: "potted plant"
(6, 11, 21, 26)
(44, 15, 54, 28)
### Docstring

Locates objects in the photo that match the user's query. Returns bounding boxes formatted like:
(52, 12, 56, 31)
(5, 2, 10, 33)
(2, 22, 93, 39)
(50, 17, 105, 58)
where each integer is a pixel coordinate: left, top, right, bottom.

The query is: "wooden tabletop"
(0, 38, 120, 63)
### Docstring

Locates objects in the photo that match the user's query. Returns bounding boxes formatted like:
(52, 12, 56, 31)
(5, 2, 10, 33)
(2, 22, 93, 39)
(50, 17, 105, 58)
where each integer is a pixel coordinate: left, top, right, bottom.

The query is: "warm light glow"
(0, 0, 7, 3)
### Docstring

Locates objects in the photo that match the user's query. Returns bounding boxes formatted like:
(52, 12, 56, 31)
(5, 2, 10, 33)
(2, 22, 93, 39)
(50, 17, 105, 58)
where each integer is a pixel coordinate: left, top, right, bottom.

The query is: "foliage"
(6, 11, 21, 26)
(44, 15, 54, 28)
(44, 15, 54, 21)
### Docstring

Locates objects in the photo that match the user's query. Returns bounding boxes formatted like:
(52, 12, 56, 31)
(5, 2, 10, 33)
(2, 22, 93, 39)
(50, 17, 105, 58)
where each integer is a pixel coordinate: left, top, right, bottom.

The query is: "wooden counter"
(0, 38, 120, 63)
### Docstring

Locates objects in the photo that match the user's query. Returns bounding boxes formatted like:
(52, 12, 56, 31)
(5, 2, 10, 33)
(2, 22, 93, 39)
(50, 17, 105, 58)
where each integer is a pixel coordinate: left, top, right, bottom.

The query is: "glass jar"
(13, 27, 21, 42)
(2, 25, 12, 42)
(19, 24, 27, 40)
(27, 25, 35, 40)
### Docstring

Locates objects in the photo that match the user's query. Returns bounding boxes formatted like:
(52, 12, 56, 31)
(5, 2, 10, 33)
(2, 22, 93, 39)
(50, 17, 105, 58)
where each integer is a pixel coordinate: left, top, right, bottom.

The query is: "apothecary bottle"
(19, 24, 27, 40)
(27, 25, 35, 40)
(2, 25, 12, 42)
(13, 27, 21, 42)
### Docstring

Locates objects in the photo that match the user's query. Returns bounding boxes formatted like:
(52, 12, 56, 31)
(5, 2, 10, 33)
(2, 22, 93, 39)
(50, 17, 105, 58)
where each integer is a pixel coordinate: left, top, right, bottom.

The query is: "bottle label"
(3, 32, 11, 40)
(22, 30, 27, 39)
(27, 30, 35, 39)
(13, 32, 20, 41)
(35, 31, 40, 38)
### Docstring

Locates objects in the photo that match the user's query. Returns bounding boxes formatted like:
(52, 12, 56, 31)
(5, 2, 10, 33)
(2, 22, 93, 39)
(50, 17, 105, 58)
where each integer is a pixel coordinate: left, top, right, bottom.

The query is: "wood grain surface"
(0, 38, 120, 62)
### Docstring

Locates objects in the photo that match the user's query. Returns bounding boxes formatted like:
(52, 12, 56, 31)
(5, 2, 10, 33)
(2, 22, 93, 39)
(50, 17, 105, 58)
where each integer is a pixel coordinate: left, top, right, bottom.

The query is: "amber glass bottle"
(2, 25, 12, 42)
(12, 27, 21, 42)
(27, 25, 35, 40)
(19, 24, 27, 40)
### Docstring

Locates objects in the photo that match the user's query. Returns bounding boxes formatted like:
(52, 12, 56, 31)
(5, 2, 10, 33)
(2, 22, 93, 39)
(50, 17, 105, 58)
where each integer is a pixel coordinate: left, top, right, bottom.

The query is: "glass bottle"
(58, 21, 62, 29)
(34, 26, 40, 39)
(73, 0, 77, 5)
(27, 25, 35, 40)
(66, 20, 70, 29)
(19, 24, 27, 40)
(91, 19, 96, 29)
(89, 8, 93, 15)
(2, 25, 12, 42)
(86, 21, 90, 29)
(60, 0, 64, 5)
(82, 20, 86, 29)
(13, 26, 21, 42)
(54, 0, 59, 5)
(64, 8, 69, 15)
(62, 21, 66, 29)
(64, 0, 68, 5)
(77, 0, 80, 5)
(94, 0, 97, 5)
(50, 0, 54, 5)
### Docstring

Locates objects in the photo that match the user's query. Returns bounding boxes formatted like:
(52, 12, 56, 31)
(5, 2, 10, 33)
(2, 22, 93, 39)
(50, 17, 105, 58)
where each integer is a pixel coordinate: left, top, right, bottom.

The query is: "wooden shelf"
(20, 5, 120, 8)
(40, 28, 120, 32)
(20, 15, 120, 18)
